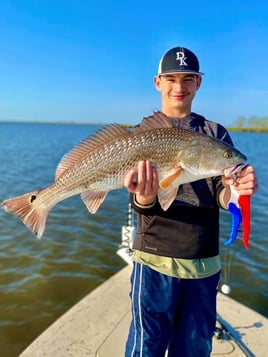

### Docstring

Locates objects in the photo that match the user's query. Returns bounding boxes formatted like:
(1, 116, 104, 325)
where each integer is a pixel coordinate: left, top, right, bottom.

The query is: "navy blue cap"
(158, 47, 204, 76)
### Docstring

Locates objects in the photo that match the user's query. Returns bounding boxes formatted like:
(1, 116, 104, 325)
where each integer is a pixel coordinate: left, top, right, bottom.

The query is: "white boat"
(20, 206, 268, 357)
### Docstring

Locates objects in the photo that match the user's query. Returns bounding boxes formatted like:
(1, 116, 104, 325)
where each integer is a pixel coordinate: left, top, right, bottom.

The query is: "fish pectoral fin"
(81, 190, 108, 214)
(159, 167, 183, 190)
(157, 185, 179, 211)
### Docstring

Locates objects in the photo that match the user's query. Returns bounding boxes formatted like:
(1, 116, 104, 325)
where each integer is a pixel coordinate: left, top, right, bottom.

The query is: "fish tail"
(1, 190, 50, 238)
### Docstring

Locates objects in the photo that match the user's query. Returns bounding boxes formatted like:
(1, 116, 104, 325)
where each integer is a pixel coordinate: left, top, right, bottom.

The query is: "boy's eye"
(186, 76, 196, 82)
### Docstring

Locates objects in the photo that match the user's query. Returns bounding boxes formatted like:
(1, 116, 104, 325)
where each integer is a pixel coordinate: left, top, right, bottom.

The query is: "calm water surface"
(0, 123, 267, 357)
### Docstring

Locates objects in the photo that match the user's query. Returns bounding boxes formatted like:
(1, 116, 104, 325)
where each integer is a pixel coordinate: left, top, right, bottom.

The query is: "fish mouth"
(224, 163, 248, 179)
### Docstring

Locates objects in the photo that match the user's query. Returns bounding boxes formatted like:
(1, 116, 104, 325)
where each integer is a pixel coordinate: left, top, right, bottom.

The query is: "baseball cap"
(158, 47, 204, 76)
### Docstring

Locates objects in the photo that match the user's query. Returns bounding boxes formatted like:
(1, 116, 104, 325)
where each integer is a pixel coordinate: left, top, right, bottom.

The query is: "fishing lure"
(224, 185, 251, 249)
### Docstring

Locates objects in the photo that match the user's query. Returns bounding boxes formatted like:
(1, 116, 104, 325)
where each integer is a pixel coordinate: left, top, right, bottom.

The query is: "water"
(0, 123, 267, 356)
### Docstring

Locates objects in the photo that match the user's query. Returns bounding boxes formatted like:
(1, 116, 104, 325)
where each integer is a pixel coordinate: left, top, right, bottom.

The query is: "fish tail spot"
(1, 190, 49, 238)
(30, 195, 37, 203)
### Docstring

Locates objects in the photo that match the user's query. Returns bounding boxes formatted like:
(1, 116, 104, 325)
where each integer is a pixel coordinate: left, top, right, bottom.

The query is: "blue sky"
(0, 0, 267, 125)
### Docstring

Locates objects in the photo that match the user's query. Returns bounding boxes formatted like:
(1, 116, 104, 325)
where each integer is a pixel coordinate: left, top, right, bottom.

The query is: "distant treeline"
(227, 116, 268, 132)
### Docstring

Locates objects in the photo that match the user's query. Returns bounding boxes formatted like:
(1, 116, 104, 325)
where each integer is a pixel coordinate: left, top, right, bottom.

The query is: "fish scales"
(70, 129, 176, 188)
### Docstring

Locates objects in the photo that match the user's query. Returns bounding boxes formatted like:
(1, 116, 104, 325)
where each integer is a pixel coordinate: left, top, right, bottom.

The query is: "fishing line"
(117, 201, 135, 265)
(221, 232, 242, 294)
(123, 201, 135, 255)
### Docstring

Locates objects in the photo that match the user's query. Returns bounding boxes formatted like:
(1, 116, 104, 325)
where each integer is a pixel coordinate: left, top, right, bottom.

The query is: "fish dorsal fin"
(55, 124, 129, 180)
(137, 111, 173, 130)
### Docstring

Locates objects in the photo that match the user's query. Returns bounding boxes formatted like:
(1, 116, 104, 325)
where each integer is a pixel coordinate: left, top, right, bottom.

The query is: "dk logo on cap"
(158, 47, 204, 76)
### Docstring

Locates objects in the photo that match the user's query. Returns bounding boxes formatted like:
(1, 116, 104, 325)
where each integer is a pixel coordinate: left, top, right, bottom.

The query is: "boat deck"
(20, 266, 268, 356)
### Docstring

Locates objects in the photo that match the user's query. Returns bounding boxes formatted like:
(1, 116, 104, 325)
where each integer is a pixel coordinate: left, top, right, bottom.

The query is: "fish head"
(176, 135, 247, 178)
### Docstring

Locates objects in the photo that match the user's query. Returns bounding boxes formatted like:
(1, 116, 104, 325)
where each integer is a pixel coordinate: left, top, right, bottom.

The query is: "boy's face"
(154, 73, 202, 116)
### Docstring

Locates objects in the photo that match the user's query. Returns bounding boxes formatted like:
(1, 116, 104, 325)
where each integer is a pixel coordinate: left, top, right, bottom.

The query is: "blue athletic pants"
(125, 262, 220, 357)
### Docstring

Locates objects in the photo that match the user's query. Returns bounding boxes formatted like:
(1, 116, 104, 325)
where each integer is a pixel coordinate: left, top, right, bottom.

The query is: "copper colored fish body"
(1, 112, 247, 238)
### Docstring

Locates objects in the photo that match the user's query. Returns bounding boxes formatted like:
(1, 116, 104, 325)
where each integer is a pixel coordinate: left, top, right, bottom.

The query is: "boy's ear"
(154, 76, 161, 91)
(196, 75, 202, 90)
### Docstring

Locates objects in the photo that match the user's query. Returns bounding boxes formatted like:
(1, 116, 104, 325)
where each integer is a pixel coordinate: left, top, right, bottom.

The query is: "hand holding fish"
(124, 160, 159, 206)
(222, 165, 258, 197)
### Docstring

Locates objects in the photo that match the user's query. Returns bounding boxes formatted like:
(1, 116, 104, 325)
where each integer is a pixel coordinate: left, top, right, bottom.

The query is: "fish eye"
(224, 150, 233, 159)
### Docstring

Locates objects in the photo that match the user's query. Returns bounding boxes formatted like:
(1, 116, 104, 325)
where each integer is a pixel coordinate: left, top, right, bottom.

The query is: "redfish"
(1, 112, 247, 238)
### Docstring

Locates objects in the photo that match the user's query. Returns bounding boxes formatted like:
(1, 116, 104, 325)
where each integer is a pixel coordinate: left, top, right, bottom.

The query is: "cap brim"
(158, 70, 204, 76)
